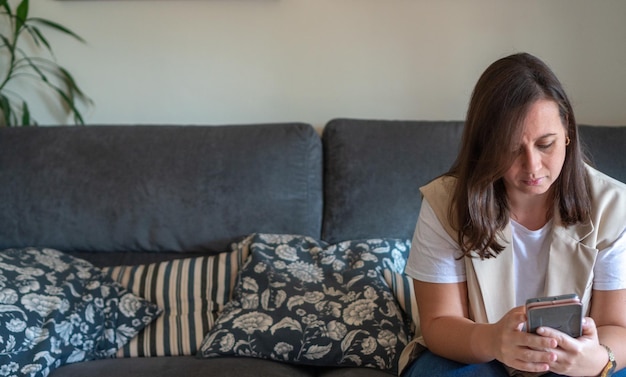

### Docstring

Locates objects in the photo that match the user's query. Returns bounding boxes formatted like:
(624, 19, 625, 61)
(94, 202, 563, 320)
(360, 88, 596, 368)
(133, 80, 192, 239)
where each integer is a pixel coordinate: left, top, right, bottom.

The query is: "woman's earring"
(565, 137, 571, 146)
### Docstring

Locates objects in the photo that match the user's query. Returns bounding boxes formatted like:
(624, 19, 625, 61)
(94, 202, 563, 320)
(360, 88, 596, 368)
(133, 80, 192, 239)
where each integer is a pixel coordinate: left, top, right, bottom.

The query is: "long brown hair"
(448, 53, 591, 259)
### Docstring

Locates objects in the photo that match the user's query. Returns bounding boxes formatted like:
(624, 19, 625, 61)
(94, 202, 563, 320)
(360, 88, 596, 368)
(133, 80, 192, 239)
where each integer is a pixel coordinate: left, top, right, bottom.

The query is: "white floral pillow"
(0, 248, 161, 377)
(197, 234, 411, 374)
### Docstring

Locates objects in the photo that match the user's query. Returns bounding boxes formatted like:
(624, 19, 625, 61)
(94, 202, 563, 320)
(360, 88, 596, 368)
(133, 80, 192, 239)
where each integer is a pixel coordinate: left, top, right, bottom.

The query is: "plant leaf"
(15, 56, 87, 125)
(52, 86, 85, 125)
(30, 17, 86, 43)
(15, 0, 28, 36)
(14, 53, 49, 82)
(25, 25, 51, 51)
(58, 65, 92, 103)
(21, 100, 30, 125)
(0, 0, 90, 126)
(0, 94, 13, 126)
(0, 33, 13, 59)
(0, 0, 11, 15)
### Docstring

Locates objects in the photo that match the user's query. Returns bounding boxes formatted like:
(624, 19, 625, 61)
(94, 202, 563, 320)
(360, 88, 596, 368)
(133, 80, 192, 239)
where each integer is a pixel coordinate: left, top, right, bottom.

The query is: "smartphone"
(525, 294, 583, 338)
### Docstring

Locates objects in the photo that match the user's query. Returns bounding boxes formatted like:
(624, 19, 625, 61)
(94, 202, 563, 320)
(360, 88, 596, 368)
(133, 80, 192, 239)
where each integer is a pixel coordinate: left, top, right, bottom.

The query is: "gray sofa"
(0, 119, 624, 377)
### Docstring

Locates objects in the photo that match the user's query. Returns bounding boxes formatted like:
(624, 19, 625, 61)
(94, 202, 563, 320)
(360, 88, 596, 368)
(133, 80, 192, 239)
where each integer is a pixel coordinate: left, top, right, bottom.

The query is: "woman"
(400, 53, 626, 377)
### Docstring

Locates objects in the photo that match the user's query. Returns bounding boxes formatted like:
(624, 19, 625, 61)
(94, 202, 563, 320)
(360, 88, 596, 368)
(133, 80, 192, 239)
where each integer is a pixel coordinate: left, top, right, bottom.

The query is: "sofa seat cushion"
(50, 357, 395, 377)
(0, 248, 161, 377)
(198, 234, 411, 375)
(49, 356, 316, 377)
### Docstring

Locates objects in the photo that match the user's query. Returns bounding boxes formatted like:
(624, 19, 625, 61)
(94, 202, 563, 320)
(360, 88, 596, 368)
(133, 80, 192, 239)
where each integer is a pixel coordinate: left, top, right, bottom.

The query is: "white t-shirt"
(404, 199, 626, 307)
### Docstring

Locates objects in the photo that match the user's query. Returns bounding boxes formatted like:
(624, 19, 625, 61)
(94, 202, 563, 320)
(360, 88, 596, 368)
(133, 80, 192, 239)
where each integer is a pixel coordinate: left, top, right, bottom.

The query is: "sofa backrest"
(0, 124, 323, 256)
(321, 119, 464, 243)
(579, 125, 626, 183)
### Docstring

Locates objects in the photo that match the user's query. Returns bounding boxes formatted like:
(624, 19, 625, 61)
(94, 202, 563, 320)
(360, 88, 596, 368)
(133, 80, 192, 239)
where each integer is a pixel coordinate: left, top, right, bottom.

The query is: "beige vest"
(398, 165, 626, 375)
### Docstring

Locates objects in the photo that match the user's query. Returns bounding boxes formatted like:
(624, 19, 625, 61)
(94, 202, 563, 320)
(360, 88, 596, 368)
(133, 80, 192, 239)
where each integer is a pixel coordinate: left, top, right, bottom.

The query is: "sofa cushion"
(50, 356, 319, 377)
(198, 234, 411, 375)
(51, 357, 393, 377)
(0, 248, 161, 377)
(0, 123, 323, 253)
(322, 119, 464, 243)
(578, 125, 626, 183)
(102, 237, 250, 357)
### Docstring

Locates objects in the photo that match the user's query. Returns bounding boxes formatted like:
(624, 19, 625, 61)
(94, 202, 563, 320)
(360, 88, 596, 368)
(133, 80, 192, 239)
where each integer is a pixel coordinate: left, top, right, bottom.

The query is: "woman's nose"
(522, 148, 542, 172)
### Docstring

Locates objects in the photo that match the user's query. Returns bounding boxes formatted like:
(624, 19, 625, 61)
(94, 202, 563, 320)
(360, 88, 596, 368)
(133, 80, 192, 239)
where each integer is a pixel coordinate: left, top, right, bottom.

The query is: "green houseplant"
(0, 0, 91, 126)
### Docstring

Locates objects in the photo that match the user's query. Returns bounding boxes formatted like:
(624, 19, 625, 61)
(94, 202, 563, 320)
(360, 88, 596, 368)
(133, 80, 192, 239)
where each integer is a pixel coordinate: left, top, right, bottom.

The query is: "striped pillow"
(383, 269, 420, 339)
(103, 237, 250, 357)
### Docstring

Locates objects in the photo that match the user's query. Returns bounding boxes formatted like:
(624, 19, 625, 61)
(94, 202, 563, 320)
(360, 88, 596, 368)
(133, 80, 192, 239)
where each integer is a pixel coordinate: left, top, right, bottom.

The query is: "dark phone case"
(526, 295, 583, 338)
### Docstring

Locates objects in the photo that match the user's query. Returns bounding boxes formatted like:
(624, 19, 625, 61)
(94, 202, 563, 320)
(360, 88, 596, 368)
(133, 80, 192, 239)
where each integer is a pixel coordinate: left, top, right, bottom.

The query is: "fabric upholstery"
(0, 248, 161, 377)
(578, 125, 626, 183)
(198, 234, 411, 374)
(322, 119, 464, 243)
(50, 357, 317, 377)
(200, 234, 409, 373)
(102, 237, 249, 357)
(51, 357, 388, 377)
(0, 124, 322, 253)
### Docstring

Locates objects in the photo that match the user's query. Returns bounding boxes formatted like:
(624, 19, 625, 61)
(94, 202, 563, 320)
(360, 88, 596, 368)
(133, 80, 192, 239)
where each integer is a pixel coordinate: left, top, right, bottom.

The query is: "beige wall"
(30, 0, 626, 127)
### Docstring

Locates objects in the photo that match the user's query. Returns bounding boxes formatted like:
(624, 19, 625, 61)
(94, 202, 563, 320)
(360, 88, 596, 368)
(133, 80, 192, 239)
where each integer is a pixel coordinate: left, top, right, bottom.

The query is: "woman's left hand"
(535, 317, 607, 376)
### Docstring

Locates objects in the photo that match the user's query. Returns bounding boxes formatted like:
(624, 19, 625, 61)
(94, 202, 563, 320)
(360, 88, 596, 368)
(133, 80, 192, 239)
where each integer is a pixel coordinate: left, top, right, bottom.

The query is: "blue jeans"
(402, 350, 626, 377)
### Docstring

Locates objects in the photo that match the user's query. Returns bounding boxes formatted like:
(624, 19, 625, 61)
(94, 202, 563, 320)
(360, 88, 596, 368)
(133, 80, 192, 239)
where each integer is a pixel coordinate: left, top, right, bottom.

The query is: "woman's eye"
(537, 143, 554, 150)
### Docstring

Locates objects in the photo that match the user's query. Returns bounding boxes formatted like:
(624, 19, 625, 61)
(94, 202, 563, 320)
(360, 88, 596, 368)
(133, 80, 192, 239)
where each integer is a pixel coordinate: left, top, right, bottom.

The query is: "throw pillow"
(382, 269, 420, 339)
(0, 248, 161, 377)
(102, 236, 250, 357)
(370, 237, 420, 338)
(197, 234, 411, 374)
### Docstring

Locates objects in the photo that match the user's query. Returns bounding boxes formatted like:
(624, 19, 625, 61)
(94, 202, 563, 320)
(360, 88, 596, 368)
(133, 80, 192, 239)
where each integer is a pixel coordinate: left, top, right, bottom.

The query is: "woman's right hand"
(414, 280, 558, 369)
(488, 306, 558, 372)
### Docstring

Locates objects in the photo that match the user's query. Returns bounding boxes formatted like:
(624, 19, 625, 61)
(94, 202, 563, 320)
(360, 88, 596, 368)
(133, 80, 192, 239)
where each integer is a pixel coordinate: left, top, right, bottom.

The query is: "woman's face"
(502, 99, 568, 202)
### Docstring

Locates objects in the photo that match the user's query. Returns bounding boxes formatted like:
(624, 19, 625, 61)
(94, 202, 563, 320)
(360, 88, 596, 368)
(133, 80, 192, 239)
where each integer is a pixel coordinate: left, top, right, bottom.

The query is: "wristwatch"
(600, 344, 616, 377)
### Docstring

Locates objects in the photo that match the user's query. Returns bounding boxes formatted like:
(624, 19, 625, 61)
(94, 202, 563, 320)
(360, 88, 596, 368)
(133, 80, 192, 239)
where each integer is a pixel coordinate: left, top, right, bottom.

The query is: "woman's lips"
(523, 177, 543, 186)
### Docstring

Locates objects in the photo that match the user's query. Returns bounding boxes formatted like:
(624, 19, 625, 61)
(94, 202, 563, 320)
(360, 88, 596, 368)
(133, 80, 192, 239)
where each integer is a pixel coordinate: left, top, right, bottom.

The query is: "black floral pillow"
(0, 248, 161, 377)
(197, 234, 411, 374)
